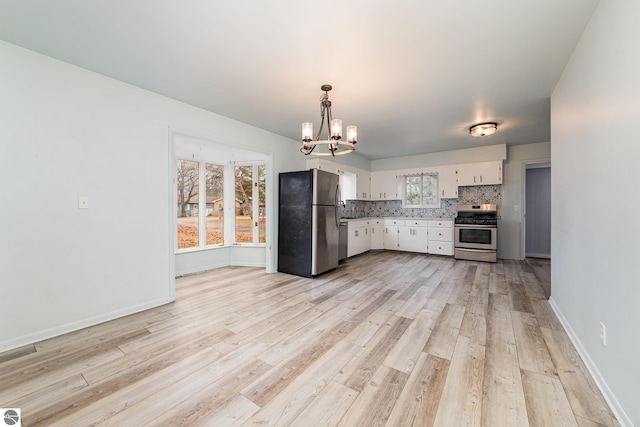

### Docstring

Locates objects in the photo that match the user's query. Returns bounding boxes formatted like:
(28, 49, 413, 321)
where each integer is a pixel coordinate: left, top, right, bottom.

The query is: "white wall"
(0, 41, 304, 352)
(499, 142, 550, 259)
(551, 1, 640, 424)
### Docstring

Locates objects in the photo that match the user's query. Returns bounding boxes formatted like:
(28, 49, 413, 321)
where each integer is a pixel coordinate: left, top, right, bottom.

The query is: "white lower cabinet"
(370, 218, 384, 250)
(383, 219, 403, 249)
(398, 220, 429, 253)
(345, 218, 454, 258)
(427, 220, 454, 255)
(347, 220, 371, 257)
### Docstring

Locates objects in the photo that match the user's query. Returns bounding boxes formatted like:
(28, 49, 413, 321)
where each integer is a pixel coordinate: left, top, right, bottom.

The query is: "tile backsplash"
(339, 184, 502, 219)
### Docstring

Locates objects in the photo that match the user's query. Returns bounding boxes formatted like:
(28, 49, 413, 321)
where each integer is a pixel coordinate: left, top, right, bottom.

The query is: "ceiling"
(0, 1, 599, 160)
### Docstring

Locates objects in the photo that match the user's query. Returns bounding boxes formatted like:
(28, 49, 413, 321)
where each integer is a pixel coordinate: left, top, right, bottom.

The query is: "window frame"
(176, 158, 266, 253)
(233, 162, 266, 246)
(400, 172, 440, 208)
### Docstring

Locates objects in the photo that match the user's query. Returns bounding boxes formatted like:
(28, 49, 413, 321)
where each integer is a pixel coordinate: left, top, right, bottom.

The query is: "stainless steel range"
(454, 204, 498, 262)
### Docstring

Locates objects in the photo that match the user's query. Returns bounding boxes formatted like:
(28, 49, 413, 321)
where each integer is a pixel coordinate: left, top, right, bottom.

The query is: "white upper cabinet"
(456, 161, 502, 186)
(356, 171, 370, 200)
(370, 171, 399, 200)
(437, 165, 458, 199)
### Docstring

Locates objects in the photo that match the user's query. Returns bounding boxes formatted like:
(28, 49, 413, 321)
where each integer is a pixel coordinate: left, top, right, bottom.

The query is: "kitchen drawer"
(371, 218, 384, 226)
(406, 220, 429, 227)
(428, 227, 453, 242)
(428, 220, 453, 228)
(384, 219, 405, 226)
(428, 241, 453, 255)
(348, 220, 370, 229)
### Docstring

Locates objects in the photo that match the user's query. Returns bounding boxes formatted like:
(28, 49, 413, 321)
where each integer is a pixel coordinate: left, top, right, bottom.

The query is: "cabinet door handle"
(355, 230, 358, 237)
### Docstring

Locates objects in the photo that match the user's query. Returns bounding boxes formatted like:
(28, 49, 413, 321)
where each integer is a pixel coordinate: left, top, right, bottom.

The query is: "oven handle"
(454, 224, 497, 229)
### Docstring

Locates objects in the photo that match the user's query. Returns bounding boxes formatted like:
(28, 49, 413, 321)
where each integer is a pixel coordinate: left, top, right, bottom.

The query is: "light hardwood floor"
(1, 252, 618, 426)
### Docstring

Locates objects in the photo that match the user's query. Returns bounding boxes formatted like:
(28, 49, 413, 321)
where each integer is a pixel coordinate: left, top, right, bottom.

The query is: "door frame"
(521, 159, 551, 259)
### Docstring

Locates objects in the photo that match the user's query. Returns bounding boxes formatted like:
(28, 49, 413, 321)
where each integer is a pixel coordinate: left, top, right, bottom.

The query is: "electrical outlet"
(600, 322, 607, 346)
(78, 196, 89, 209)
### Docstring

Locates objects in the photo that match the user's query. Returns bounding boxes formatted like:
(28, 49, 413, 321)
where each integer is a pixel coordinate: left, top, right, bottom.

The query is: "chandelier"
(301, 84, 357, 156)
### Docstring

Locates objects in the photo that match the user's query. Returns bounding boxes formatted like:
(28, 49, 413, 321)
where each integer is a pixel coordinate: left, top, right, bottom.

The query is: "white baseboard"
(0, 296, 174, 354)
(548, 297, 633, 427)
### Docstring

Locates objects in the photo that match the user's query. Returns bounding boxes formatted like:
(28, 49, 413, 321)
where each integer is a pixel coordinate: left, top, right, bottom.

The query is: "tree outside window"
(177, 159, 266, 250)
(234, 164, 266, 244)
(206, 164, 224, 245)
(177, 159, 199, 249)
(402, 173, 439, 208)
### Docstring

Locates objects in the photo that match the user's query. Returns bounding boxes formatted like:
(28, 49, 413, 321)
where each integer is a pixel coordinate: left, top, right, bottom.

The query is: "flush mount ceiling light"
(301, 84, 357, 156)
(469, 122, 498, 137)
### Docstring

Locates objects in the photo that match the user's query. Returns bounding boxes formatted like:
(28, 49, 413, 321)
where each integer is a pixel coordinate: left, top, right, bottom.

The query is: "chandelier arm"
(315, 103, 326, 142)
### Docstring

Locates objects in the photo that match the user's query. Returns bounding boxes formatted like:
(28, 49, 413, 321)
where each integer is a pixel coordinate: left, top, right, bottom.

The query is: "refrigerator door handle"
(335, 184, 340, 227)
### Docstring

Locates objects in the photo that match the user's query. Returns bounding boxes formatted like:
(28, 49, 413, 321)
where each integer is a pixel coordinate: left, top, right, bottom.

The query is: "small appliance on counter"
(278, 169, 341, 277)
(454, 203, 498, 262)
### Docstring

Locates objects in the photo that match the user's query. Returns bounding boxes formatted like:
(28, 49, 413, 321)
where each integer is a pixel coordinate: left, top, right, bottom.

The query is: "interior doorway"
(524, 162, 551, 299)
(525, 164, 551, 258)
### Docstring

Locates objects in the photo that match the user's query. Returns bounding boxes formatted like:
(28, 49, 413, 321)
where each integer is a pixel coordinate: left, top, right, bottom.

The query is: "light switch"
(514, 205, 520, 212)
(78, 196, 89, 209)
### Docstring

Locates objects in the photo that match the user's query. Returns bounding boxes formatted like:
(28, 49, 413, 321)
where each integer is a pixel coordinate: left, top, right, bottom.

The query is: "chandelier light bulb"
(302, 122, 313, 142)
(330, 119, 342, 140)
(347, 126, 357, 143)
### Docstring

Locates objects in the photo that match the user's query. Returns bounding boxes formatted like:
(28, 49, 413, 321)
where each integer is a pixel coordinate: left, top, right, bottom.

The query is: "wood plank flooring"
(1, 252, 619, 426)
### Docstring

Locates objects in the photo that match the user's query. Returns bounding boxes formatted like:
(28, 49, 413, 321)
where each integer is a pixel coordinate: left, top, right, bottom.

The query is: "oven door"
(454, 225, 497, 250)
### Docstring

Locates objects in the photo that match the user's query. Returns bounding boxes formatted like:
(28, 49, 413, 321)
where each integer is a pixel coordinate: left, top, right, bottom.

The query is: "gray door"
(525, 167, 551, 258)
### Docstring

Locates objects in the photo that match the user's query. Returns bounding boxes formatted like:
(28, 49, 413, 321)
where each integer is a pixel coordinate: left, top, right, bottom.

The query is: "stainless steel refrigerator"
(278, 169, 340, 277)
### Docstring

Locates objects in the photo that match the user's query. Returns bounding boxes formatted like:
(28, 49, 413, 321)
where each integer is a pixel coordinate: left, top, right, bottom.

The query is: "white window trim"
(400, 172, 440, 208)
(175, 158, 227, 253)
(232, 162, 266, 246)
(176, 158, 269, 252)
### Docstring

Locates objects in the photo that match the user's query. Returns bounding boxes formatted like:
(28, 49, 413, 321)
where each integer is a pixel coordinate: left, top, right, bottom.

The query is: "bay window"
(176, 159, 265, 251)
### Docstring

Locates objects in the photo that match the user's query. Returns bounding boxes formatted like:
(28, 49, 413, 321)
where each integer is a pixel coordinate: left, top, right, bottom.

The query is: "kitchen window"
(400, 172, 440, 208)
